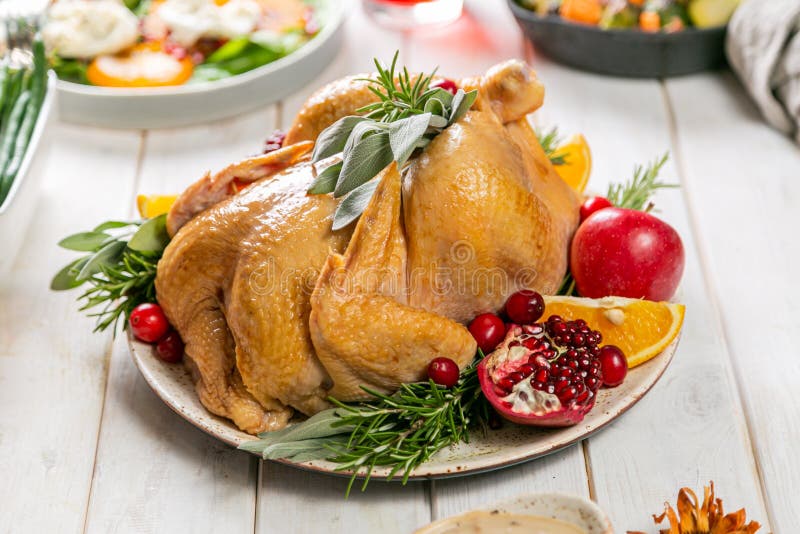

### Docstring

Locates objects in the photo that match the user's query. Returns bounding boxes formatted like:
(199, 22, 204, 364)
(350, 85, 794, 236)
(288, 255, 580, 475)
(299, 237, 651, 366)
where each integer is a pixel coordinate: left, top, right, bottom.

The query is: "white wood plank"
(404, 0, 593, 521)
(257, 4, 430, 533)
(531, 59, 771, 531)
(666, 71, 799, 533)
(258, 462, 430, 533)
(0, 124, 140, 533)
(83, 110, 275, 534)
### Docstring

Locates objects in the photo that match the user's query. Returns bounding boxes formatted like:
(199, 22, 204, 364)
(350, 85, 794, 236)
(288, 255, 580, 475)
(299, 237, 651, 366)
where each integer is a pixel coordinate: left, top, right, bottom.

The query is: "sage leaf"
(128, 214, 169, 253)
(334, 132, 392, 198)
(253, 408, 353, 442)
(342, 120, 388, 156)
(93, 220, 135, 232)
(423, 97, 445, 117)
(332, 179, 381, 230)
(308, 161, 343, 195)
(388, 113, 431, 165)
(76, 240, 126, 281)
(449, 89, 478, 125)
(240, 435, 349, 462)
(58, 231, 112, 252)
(428, 115, 449, 129)
(50, 257, 89, 290)
(312, 116, 367, 162)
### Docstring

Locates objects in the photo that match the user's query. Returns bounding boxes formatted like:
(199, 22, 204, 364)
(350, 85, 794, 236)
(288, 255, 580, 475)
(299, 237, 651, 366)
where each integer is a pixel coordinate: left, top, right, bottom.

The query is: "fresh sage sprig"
(51, 215, 170, 332)
(308, 52, 478, 230)
(240, 356, 489, 496)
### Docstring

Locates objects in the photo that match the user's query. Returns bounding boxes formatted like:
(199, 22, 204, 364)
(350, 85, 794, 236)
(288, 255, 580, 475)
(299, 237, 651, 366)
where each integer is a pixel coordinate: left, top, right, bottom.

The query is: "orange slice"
(137, 194, 178, 219)
(87, 42, 194, 88)
(552, 134, 591, 193)
(543, 295, 685, 368)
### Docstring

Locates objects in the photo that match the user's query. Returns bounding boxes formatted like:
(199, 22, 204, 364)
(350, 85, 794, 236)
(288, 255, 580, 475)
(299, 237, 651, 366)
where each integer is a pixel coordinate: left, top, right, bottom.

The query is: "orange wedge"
(543, 295, 685, 368)
(137, 194, 178, 219)
(552, 134, 591, 193)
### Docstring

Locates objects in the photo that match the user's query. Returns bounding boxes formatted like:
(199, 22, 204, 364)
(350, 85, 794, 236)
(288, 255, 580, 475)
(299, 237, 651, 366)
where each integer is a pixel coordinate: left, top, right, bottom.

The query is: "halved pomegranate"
(477, 316, 605, 427)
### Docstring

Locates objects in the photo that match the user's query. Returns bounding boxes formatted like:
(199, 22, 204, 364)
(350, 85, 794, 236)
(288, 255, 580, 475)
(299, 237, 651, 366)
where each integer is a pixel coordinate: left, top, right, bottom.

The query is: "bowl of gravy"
(415, 493, 612, 534)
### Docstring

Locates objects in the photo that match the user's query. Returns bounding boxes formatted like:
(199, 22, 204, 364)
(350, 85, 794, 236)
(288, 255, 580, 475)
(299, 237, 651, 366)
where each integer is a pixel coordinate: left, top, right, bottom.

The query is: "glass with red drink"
(363, 0, 464, 29)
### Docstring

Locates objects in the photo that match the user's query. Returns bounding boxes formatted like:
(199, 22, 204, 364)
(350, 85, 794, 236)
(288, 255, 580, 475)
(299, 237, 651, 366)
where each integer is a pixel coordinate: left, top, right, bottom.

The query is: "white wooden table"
(2, 1, 798, 532)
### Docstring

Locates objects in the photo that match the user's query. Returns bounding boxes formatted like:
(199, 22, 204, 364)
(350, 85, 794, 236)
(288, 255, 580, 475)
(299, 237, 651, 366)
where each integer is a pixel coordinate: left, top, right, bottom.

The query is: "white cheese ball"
(157, 0, 261, 47)
(44, 0, 139, 59)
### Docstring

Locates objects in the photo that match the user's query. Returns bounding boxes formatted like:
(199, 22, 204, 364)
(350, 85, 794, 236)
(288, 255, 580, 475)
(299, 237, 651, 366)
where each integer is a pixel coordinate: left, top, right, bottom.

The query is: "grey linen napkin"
(726, 0, 800, 144)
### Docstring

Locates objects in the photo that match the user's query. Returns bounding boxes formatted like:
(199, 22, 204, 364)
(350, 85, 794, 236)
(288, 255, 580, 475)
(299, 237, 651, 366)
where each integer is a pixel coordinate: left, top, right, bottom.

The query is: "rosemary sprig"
(606, 153, 676, 212)
(240, 357, 489, 496)
(51, 215, 170, 333)
(308, 52, 478, 230)
(536, 126, 567, 166)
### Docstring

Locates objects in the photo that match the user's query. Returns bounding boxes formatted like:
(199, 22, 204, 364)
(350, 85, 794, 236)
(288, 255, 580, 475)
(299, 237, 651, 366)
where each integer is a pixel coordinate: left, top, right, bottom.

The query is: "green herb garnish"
(51, 216, 170, 332)
(607, 153, 676, 212)
(536, 126, 567, 166)
(307, 52, 478, 230)
(240, 357, 489, 496)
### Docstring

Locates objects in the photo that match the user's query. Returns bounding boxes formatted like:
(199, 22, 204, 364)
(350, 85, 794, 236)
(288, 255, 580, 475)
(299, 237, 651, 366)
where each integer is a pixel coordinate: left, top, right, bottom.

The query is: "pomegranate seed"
(263, 130, 286, 154)
(558, 386, 577, 402)
(576, 389, 591, 404)
(559, 368, 574, 378)
(498, 377, 515, 391)
(428, 357, 460, 388)
(519, 364, 535, 377)
(572, 333, 585, 347)
(585, 377, 600, 390)
(555, 378, 569, 392)
(567, 360, 579, 370)
(598, 345, 628, 387)
(508, 371, 525, 384)
(534, 369, 549, 383)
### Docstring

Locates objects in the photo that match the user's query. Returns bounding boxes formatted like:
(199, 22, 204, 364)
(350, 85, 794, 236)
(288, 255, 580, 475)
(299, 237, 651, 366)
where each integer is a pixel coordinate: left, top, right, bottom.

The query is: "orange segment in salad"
(559, 0, 603, 25)
(87, 42, 194, 88)
(639, 11, 661, 32)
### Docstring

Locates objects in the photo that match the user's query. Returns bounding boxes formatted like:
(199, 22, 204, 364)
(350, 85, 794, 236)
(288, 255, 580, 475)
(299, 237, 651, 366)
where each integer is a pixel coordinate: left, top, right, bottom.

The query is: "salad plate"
(55, 0, 345, 129)
(128, 333, 678, 480)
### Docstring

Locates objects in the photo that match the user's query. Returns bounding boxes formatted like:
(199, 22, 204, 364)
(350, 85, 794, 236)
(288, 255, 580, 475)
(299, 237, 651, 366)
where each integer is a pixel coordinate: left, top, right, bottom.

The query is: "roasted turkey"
(155, 60, 579, 434)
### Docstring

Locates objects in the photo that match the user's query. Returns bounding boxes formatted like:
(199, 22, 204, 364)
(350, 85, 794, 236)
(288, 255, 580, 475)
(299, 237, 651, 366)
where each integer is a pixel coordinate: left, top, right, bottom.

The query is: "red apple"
(570, 207, 685, 301)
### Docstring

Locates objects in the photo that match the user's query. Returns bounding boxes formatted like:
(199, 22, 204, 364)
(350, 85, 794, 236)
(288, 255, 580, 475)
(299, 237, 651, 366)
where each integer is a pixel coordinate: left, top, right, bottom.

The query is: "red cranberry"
(504, 290, 545, 325)
(468, 313, 506, 354)
(580, 196, 613, 223)
(129, 303, 170, 343)
(428, 357, 460, 387)
(431, 78, 458, 94)
(597, 345, 628, 387)
(156, 331, 184, 363)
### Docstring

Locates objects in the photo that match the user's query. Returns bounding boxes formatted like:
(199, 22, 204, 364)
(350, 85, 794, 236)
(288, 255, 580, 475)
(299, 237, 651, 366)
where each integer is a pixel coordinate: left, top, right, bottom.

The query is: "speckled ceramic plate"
(129, 334, 678, 480)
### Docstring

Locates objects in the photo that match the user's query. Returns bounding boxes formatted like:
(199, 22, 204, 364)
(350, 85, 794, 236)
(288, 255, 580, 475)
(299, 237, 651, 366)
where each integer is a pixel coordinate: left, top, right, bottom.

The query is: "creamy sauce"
(415, 510, 588, 534)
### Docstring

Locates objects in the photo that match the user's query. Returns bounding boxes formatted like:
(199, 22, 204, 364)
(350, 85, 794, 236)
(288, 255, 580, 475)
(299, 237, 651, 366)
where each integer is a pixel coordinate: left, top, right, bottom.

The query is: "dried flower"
(629, 482, 761, 534)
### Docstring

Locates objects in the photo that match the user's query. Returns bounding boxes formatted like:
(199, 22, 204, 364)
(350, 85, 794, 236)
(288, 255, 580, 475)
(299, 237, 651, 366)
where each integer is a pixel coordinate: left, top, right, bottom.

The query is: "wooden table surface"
(1, 1, 798, 532)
